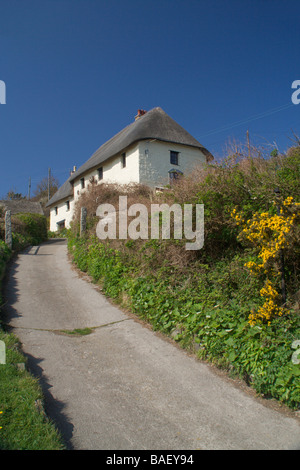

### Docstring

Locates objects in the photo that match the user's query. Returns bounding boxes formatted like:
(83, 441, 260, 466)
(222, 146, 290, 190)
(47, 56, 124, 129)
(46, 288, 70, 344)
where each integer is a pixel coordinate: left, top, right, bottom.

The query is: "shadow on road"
(25, 351, 75, 450)
(42, 238, 68, 245)
(2, 257, 21, 324)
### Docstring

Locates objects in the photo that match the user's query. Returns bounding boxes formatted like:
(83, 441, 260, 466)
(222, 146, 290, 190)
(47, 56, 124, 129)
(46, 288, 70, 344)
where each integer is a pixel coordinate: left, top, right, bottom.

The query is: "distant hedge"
(11, 213, 47, 248)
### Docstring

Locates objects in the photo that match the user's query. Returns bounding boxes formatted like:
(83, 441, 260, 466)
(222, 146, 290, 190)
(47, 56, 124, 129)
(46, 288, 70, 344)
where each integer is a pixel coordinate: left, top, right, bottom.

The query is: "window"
(170, 150, 179, 166)
(97, 167, 103, 180)
(66, 201, 70, 211)
(57, 220, 65, 230)
(55, 206, 58, 215)
(121, 152, 126, 168)
(80, 177, 85, 189)
(169, 169, 183, 184)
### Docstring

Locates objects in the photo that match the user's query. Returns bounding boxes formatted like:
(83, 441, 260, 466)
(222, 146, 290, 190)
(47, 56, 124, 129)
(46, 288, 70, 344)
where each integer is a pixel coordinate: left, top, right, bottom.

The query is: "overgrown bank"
(67, 142, 300, 411)
(0, 213, 65, 450)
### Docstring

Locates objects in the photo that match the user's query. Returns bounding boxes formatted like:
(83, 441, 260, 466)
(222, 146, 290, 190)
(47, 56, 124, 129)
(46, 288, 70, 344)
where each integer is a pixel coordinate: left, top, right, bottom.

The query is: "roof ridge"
(69, 107, 208, 182)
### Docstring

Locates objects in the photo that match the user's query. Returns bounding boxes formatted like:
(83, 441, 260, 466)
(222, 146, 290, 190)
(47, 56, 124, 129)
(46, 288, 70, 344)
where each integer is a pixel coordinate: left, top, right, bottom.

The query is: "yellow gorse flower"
(231, 197, 299, 325)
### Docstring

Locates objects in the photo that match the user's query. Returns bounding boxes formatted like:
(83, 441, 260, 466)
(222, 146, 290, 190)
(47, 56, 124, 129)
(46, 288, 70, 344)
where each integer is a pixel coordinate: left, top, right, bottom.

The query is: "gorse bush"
(67, 140, 300, 409)
(232, 196, 300, 326)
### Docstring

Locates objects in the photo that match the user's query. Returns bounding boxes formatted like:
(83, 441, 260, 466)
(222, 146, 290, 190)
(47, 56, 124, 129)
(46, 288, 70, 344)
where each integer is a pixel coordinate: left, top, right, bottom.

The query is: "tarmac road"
(3, 239, 300, 450)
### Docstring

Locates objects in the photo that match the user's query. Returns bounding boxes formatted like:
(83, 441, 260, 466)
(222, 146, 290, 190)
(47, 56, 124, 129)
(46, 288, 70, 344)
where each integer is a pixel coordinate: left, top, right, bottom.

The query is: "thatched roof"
(45, 176, 73, 208)
(47, 107, 213, 207)
(69, 107, 212, 182)
(0, 200, 44, 215)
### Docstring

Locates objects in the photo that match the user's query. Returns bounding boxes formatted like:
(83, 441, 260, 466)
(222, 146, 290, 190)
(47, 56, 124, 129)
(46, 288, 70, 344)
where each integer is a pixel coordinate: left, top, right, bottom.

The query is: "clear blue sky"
(0, 0, 299, 198)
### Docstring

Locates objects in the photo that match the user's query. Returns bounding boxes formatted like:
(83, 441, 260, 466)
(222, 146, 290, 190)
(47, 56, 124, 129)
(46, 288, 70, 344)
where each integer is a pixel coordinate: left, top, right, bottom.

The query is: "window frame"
(170, 150, 179, 166)
(97, 167, 103, 180)
(121, 152, 126, 168)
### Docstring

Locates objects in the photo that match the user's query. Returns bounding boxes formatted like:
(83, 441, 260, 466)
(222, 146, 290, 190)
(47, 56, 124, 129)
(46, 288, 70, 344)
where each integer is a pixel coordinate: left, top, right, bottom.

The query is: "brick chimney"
(135, 109, 147, 121)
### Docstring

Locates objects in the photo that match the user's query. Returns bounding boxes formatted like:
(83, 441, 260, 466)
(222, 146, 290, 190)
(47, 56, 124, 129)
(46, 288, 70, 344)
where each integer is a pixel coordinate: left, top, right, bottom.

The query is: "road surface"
(3, 239, 300, 450)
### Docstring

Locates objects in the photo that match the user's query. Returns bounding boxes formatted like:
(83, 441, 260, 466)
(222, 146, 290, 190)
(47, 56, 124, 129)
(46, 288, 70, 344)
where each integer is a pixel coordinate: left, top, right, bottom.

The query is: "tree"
(33, 174, 59, 201)
(5, 189, 25, 200)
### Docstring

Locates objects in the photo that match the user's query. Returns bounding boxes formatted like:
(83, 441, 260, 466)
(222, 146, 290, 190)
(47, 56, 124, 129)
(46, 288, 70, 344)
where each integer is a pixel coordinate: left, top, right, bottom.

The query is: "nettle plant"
(232, 196, 300, 326)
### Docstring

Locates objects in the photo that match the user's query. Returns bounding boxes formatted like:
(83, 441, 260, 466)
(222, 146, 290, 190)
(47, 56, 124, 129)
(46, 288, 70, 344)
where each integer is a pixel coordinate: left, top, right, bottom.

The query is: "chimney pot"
(135, 109, 147, 120)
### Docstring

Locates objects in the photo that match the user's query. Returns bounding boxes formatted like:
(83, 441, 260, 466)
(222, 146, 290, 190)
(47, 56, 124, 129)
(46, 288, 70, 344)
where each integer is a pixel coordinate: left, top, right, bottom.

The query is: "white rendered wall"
(49, 198, 75, 231)
(103, 143, 140, 184)
(73, 143, 140, 202)
(138, 140, 206, 188)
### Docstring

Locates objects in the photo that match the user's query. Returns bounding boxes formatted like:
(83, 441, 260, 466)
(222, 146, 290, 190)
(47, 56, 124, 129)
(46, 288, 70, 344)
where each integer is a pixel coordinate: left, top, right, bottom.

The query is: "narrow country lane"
(3, 239, 300, 450)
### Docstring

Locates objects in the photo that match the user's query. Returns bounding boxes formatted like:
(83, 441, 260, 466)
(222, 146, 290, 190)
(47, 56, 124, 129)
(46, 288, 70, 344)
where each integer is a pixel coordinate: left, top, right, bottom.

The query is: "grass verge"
(0, 330, 65, 450)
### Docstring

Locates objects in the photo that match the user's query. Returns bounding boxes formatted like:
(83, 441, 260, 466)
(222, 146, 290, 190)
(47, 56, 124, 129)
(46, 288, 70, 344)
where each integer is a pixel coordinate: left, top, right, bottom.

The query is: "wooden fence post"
(0, 340, 6, 364)
(5, 210, 12, 250)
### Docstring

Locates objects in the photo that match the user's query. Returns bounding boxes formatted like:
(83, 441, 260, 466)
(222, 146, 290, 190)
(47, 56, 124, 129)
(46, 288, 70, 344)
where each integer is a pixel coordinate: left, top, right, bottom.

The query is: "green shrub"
(0, 241, 11, 277)
(12, 213, 47, 246)
(0, 240, 12, 307)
